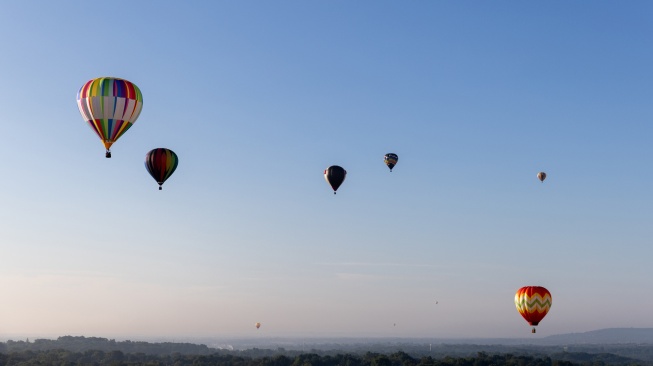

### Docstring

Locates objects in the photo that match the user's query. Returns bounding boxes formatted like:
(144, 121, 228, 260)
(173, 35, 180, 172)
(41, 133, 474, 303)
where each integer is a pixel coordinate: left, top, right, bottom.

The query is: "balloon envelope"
(145, 148, 179, 190)
(77, 77, 143, 155)
(515, 286, 551, 329)
(537, 172, 547, 182)
(384, 153, 398, 171)
(324, 165, 346, 193)
(255, 322, 261, 329)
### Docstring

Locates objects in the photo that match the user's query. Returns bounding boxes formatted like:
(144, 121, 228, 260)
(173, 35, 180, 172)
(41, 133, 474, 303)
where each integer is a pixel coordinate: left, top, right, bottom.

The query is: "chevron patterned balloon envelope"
(515, 286, 551, 332)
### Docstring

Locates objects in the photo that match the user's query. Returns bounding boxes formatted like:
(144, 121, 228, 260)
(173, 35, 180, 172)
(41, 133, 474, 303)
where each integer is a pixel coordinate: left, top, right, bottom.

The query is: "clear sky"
(1, 1, 652, 340)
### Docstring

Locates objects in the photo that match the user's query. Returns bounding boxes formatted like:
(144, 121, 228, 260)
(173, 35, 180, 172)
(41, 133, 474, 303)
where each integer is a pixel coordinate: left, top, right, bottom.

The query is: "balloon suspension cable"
(532, 327, 536, 334)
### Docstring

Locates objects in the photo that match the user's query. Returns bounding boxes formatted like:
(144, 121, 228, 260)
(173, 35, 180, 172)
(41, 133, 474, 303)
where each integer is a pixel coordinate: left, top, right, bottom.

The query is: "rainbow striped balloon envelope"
(145, 148, 179, 190)
(77, 77, 143, 157)
(515, 286, 551, 333)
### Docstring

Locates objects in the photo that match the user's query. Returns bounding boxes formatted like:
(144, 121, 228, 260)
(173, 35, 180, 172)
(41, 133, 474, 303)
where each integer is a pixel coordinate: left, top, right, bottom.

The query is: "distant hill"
(539, 328, 653, 345)
(230, 328, 653, 348)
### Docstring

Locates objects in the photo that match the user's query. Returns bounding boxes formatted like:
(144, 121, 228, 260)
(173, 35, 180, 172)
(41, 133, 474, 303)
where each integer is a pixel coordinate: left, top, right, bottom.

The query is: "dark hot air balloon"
(384, 153, 398, 172)
(537, 172, 546, 183)
(145, 148, 179, 190)
(324, 165, 346, 194)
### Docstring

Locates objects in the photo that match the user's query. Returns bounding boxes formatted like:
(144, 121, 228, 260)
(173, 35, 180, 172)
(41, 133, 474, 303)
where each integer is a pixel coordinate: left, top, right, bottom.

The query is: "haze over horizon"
(1, 1, 652, 340)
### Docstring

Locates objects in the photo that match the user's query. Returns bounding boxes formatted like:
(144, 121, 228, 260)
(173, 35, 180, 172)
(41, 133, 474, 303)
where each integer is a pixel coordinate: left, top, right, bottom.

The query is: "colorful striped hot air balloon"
(77, 77, 143, 158)
(145, 148, 179, 190)
(515, 286, 552, 333)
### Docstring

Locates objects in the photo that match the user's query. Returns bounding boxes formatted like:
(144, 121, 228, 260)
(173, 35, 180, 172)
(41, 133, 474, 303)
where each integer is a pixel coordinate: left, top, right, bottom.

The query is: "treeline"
(0, 350, 580, 366)
(1, 337, 651, 365)
(0, 336, 213, 356)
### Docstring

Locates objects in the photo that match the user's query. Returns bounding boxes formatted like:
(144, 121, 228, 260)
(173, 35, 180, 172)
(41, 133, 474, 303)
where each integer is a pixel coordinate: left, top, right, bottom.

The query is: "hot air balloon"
(537, 172, 546, 183)
(145, 148, 179, 190)
(77, 77, 143, 158)
(384, 153, 398, 172)
(515, 286, 551, 333)
(324, 165, 346, 194)
(255, 322, 261, 329)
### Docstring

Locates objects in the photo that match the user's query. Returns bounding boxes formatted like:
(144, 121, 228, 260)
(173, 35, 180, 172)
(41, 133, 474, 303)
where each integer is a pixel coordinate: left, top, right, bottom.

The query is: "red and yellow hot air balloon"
(515, 286, 551, 333)
(77, 77, 143, 158)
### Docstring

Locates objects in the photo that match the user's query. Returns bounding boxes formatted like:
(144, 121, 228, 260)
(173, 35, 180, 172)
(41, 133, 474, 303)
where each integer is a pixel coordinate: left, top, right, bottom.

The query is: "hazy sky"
(1, 1, 652, 340)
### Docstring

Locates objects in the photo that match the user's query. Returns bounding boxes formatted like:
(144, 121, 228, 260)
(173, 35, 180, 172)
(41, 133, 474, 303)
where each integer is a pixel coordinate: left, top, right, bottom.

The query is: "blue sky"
(1, 1, 652, 340)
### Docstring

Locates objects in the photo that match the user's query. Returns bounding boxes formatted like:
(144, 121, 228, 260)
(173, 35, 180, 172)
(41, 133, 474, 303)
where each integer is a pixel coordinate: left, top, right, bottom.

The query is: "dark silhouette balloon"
(324, 165, 346, 194)
(384, 153, 398, 172)
(537, 172, 547, 183)
(145, 148, 179, 190)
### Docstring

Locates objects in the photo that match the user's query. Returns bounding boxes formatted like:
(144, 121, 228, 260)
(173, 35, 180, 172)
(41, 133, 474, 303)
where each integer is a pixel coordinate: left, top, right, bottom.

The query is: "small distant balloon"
(145, 148, 179, 190)
(255, 322, 261, 329)
(537, 172, 546, 183)
(384, 153, 398, 172)
(324, 165, 347, 194)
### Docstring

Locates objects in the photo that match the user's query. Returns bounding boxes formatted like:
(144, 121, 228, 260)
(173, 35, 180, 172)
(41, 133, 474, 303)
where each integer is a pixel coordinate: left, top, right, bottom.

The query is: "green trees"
(0, 338, 649, 366)
(0, 350, 602, 366)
